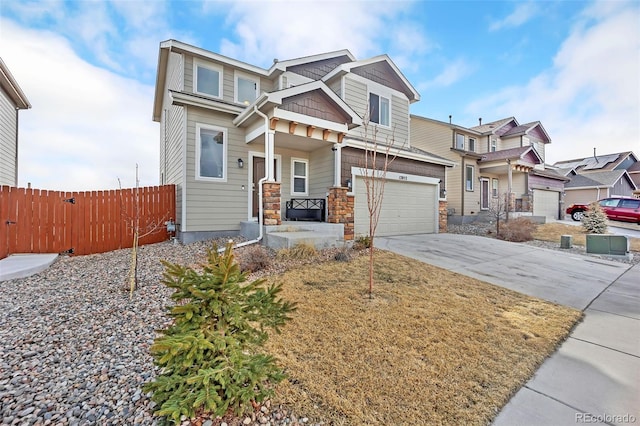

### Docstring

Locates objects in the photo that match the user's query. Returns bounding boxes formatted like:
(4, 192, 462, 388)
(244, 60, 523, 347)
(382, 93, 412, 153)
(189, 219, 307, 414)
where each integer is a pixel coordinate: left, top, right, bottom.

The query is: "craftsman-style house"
(153, 40, 454, 245)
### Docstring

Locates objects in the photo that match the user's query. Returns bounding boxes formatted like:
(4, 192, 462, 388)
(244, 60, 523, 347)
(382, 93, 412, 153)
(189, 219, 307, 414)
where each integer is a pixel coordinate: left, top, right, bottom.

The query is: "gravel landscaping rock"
(0, 238, 326, 426)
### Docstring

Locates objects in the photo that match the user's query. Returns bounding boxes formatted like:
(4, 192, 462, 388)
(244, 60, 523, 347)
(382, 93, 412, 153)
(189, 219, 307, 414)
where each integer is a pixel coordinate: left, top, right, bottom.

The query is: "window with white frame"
(465, 165, 474, 191)
(194, 61, 222, 98)
(456, 133, 465, 150)
(235, 73, 259, 105)
(196, 124, 226, 181)
(291, 159, 308, 195)
(490, 139, 497, 152)
(468, 137, 476, 152)
(492, 178, 499, 197)
(369, 93, 390, 126)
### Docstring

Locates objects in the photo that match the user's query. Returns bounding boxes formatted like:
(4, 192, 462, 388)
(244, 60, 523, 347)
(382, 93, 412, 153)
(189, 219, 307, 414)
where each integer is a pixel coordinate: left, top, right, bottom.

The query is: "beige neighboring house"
(410, 116, 569, 223)
(153, 40, 455, 244)
(0, 58, 31, 187)
(553, 151, 639, 206)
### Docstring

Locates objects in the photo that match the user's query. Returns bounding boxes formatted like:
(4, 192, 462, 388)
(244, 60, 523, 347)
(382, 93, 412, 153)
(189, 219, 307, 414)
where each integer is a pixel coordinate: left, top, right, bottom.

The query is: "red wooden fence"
(0, 185, 175, 259)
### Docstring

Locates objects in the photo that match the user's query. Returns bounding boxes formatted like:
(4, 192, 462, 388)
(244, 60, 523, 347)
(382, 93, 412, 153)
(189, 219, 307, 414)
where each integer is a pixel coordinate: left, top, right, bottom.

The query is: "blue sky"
(1, 0, 638, 191)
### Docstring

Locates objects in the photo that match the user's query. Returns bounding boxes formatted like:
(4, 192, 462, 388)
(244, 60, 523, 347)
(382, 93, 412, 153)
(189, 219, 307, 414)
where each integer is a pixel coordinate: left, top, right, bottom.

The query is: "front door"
(251, 157, 278, 218)
(480, 178, 489, 210)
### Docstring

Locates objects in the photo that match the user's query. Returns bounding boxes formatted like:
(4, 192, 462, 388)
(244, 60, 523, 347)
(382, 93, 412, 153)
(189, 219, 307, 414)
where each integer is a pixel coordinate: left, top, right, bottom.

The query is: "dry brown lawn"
(533, 222, 640, 251)
(263, 251, 582, 425)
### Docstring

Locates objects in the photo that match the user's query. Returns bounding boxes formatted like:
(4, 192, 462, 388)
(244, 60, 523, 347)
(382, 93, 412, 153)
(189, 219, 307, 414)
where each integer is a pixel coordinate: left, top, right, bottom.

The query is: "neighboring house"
(0, 58, 31, 187)
(410, 116, 568, 223)
(553, 151, 639, 206)
(153, 40, 455, 244)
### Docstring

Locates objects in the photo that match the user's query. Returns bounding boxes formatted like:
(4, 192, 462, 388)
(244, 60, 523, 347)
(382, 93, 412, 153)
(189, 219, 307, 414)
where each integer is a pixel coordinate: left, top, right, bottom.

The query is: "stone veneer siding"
(263, 182, 281, 226)
(438, 200, 448, 233)
(327, 187, 354, 240)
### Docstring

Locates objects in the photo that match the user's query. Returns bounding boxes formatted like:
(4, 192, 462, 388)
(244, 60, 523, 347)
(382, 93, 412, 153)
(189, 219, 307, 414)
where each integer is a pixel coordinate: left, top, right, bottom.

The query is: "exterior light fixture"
(237, 158, 244, 168)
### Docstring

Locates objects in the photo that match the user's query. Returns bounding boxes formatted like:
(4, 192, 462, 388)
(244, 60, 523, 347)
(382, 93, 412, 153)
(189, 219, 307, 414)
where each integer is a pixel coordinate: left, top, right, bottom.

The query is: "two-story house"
(153, 40, 454, 244)
(410, 115, 568, 223)
(0, 58, 31, 187)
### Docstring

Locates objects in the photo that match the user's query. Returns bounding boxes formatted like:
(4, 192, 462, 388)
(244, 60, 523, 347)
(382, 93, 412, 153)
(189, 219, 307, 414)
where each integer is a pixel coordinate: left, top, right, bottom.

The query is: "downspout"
(222, 105, 269, 251)
(14, 108, 19, 186)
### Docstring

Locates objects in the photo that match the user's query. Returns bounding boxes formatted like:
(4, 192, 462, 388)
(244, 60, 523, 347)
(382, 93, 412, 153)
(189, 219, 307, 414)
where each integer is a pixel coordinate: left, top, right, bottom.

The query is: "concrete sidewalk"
(378, 234, 639, 426)
(0, 253, 58, 281)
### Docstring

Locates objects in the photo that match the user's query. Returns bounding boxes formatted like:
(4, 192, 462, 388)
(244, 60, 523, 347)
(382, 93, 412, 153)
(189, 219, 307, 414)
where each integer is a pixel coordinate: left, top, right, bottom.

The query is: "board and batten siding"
(0, 88, 18, 186)
(183, 108, 249, 232)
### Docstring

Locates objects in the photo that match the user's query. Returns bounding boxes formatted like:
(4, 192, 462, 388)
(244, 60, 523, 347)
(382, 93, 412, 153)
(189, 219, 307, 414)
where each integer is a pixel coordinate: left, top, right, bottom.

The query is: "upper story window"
(196, 123, 227, 181)
(490, 139, 497, 152)
(369, 93, 390, 126)
(291, 158, 308, 195)
(194, 60, 222, 99)
(235, 72, 259, 105)
(468, 137, 476, 152)
(455, 134, 465, 150)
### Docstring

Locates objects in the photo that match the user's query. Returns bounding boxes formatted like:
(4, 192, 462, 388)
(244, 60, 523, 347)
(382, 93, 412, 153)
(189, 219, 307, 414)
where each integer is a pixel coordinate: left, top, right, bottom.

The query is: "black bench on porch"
(285, 198, 325, 221)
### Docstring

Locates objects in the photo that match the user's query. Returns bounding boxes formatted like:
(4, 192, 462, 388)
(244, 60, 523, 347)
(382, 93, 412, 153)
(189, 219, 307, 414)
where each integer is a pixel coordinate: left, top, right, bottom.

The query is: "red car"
(566, 197, 640, 224)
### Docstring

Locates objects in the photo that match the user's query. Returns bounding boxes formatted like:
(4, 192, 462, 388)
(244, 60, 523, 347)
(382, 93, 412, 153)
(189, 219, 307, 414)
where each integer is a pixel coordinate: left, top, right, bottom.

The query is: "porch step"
(264, 231, 343, 250)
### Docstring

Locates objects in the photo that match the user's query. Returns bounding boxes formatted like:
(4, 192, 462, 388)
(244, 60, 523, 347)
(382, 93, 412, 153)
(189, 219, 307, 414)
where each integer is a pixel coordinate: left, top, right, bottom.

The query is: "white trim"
(245, 125, 265, 144)
(234, 70, 260, 105)
(170, 91, 243, 115)
(249, 151, 282, 219)
(181, 110, 188, 231)
(193, 58, 223, 99)
(343, 138, 456, 167)
(480, 178, 489, 210)
(291, 157, 309, 196)
(350, 166, 440, 185)
(368, 91, 391, 128)
(349, 73, 409, 102)
(273, 109, 350, 133)
(195, 123, 228, 182)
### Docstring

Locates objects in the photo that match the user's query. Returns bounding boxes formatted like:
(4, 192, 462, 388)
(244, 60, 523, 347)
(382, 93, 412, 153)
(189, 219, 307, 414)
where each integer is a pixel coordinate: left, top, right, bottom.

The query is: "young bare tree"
(487, 192, 509, 236)
(119, 165, 172, 299)
(358, 112, 405, 299)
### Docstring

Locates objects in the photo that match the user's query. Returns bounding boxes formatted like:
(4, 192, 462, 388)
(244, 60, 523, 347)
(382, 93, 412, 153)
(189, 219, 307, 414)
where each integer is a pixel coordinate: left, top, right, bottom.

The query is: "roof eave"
(0, 58, 31, 109)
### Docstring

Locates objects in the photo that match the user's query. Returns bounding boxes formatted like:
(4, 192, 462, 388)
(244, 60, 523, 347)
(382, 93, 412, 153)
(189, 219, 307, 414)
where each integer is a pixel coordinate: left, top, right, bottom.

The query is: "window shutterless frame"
(234, 71, 259, 105)
(291, 158, 308, 195)
(195, 123, 227, 182)
(465, 165, 474, 191)
(193, 59, 223, 99)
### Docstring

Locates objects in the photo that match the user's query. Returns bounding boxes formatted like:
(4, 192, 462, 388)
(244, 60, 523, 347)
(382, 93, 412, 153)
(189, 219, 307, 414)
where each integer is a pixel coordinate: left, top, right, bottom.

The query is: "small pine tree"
(582, 201, 608, 234)
(144, 243, 296, 424)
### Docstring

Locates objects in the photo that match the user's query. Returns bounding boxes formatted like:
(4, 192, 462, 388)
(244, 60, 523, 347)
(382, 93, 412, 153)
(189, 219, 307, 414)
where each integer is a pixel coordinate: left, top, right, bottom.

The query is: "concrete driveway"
(377, 233, 640, 426)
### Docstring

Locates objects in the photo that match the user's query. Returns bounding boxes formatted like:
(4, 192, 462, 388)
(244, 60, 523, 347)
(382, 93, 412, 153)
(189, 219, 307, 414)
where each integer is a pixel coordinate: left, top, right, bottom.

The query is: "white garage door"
(533, 189, 559, 220)
(354, 176, 437, 237)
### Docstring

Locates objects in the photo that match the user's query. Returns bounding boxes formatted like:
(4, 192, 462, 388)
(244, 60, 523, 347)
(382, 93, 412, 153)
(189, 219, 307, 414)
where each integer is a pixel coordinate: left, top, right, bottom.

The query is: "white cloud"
(213, 0, 423, 66)
(489, 2, 539, 31)
(466, 1, 640, 164)
(418, 58, 475, 90)
(0, 19, 158, 191)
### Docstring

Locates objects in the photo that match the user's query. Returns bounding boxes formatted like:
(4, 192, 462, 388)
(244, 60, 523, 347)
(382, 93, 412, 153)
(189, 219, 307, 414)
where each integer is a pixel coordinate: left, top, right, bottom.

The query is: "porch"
(240, 220, 346, 250)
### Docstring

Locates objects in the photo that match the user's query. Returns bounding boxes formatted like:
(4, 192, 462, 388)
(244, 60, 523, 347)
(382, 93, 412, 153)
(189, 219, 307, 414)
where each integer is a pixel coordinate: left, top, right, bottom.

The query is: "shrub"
(353, 235, 371, 250)
(582, 201, 608, 234)
(237, 244, 272, 272)
(498, 217, 536, 242)
(334, 244, 352, 262)
(143, 243, 296, 424)
(276, 242, 318, 260)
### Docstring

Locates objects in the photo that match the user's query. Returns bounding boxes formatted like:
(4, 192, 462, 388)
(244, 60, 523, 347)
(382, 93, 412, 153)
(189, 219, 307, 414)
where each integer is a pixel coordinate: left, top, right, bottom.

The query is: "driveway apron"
(377, 233, 640, 426)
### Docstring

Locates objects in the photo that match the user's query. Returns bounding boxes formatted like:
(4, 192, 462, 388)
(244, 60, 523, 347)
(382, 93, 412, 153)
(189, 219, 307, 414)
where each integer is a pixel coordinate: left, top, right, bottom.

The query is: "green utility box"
(586, 235, 629, 256)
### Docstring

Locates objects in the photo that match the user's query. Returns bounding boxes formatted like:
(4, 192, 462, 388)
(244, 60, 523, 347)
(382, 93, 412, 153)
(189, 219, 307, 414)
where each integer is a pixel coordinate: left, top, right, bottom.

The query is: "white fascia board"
(273, 109, 349, 133)
(162, 39, 268, 76)
(350, 166, 440, 185)
(245, 125, 265, 144)
(0, 58, 31, 109)
(232, 94, 271, 127)
(268, 49, 356, 74)
(565, 185, 610, 190)
(170, 91, 244, 115)
(152, 46, 170, 122)
(344, 138, 456, 168)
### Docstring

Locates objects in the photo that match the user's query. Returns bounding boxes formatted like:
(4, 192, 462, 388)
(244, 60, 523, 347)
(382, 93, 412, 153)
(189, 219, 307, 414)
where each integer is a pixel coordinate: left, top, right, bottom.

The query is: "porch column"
(262, 182, 281, 226)
(333, 144, 342, 187)
(438, 200, 448, 233)
(507, 159, 513, 220)
(327, 187, 354, 241)
(266, 130, 275, 181)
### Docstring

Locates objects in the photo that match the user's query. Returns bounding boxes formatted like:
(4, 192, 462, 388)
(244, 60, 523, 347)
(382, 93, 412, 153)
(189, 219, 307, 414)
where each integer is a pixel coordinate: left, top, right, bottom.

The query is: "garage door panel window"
(292, 159, 308, 195)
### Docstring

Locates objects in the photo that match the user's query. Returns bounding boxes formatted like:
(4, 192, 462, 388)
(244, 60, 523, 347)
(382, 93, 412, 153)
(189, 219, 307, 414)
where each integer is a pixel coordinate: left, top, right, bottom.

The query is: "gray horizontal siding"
(0, 89, 17, 186)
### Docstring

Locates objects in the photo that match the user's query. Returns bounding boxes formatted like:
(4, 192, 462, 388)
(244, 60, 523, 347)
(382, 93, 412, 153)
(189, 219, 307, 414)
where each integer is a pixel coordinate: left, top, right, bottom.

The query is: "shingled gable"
(322, 55, 420, 102)
(233, 80, 362, 129)
(479, 146, 543, 164)
(470, 117, 518, 135)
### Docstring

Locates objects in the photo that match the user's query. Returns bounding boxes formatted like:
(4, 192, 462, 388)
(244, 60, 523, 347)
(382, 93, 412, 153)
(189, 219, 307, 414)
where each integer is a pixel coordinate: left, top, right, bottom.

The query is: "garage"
(533, 189, 560, 220)
(353, 173, 439, 237)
